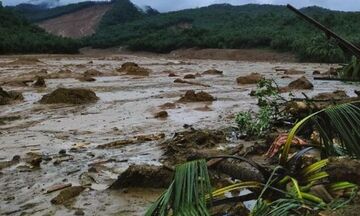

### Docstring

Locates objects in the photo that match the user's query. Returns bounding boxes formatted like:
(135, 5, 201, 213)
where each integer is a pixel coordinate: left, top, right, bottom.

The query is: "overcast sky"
(2, 0, 360, 12)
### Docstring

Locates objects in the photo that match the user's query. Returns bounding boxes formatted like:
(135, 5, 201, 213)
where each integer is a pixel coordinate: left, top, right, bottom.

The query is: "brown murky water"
(0, 53, 358, 215)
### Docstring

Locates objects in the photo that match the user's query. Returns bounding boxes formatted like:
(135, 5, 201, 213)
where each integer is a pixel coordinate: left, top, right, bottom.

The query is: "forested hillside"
(88, 4, 360, 62)
(2, 0, 360, 62)
(8, 1, 107, 23)
(0, 4, 79, 54)
(95, 0, 159, 31)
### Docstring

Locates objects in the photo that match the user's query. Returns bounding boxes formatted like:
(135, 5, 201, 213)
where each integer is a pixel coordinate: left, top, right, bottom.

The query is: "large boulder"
(288, 76, 313, 90)
(236, 73, 263, 85)
(39, 88, 99, 104)
(83, 69, 103, 77)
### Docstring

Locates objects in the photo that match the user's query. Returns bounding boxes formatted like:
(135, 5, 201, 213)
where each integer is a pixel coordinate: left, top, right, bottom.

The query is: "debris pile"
(39, 88, 99, 104)
(117, 62, 151, 76)
(236, 73, 263, 84)
(202, 69, 223, 75)
(178, 90, 215, 102)
(110, 165, 173, 189)
(0, 87, 23, 105)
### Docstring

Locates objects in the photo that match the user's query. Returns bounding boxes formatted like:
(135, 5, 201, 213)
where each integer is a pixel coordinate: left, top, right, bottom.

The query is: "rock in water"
(83, 69, 103, 77)
(120, 62, 138, 69)
(0, 87, 24, 105)
(236, 73, 263, 84)
(33, 76, 46, 87)
(168, 72, 177, 77)
(39, 88, 99, 104)
(183, 74, 196, 79)
(178, 90, 215, 102)
(288, 76, 313, 90)
(77, 76, 96, 82)
(202, 69, 223, 75)
(51, 186, 85, 204)
(154, 111, 168, 118)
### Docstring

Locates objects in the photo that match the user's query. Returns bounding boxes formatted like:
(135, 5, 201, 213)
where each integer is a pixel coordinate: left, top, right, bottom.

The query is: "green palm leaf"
(145, 160, 212, 216)
(281, 102, 360, 165)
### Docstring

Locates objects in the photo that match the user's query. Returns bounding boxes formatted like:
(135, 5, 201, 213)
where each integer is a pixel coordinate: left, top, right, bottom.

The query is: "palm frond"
(281, 102, 360, 165)
(145, 159, 212, 216)
(211, 181, 261, 199)
(268, 198, 303, 216)
(301, 159, 329, 177)
(329, 181, 358, 192)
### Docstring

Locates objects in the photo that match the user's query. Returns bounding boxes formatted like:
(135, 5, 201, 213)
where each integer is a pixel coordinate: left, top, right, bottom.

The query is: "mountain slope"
(11, 0, 158, 39)
(97, 0, 147, 29)
(38, 4, 112, 38)
(0, 5, 79, 54)
(7, 1, 102, 22)
(87, 4, 360, 62)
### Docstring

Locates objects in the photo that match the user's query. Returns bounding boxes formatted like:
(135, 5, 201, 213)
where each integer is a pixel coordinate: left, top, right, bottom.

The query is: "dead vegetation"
(161, 129, 227, 165)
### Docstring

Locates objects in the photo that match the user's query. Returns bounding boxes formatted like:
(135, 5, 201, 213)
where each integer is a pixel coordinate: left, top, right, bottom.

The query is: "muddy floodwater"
(0, 52, 358, 215)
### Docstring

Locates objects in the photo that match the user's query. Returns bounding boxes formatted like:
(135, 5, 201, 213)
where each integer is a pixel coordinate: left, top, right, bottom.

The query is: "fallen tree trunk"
(215, 160, 265, 183)
(326, 157, 360, 185)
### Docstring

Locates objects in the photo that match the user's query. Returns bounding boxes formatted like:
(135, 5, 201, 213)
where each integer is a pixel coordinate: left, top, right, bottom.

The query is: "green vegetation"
(98, 0, 146, 29)
(146, 160, 212, 216)
(88, 4, 360, 63)
(2, 0, 360, 61)
(147, 102, 360, 215)
(280, 101, 360, 164)
(339, 56, 360, 80)
(0, 4, 79, 54)
(7, 1, 105, 23)
(235, 79, 288, 137)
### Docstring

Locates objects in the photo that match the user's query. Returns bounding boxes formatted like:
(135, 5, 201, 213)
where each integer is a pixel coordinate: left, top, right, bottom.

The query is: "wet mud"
(0, 52, 359, 215)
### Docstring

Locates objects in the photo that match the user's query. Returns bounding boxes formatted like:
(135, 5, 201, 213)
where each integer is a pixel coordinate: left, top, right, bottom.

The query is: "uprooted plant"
(146, 101, 360, 216)
(338, 56, 360, 80)
(235, 78, 290, 137)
